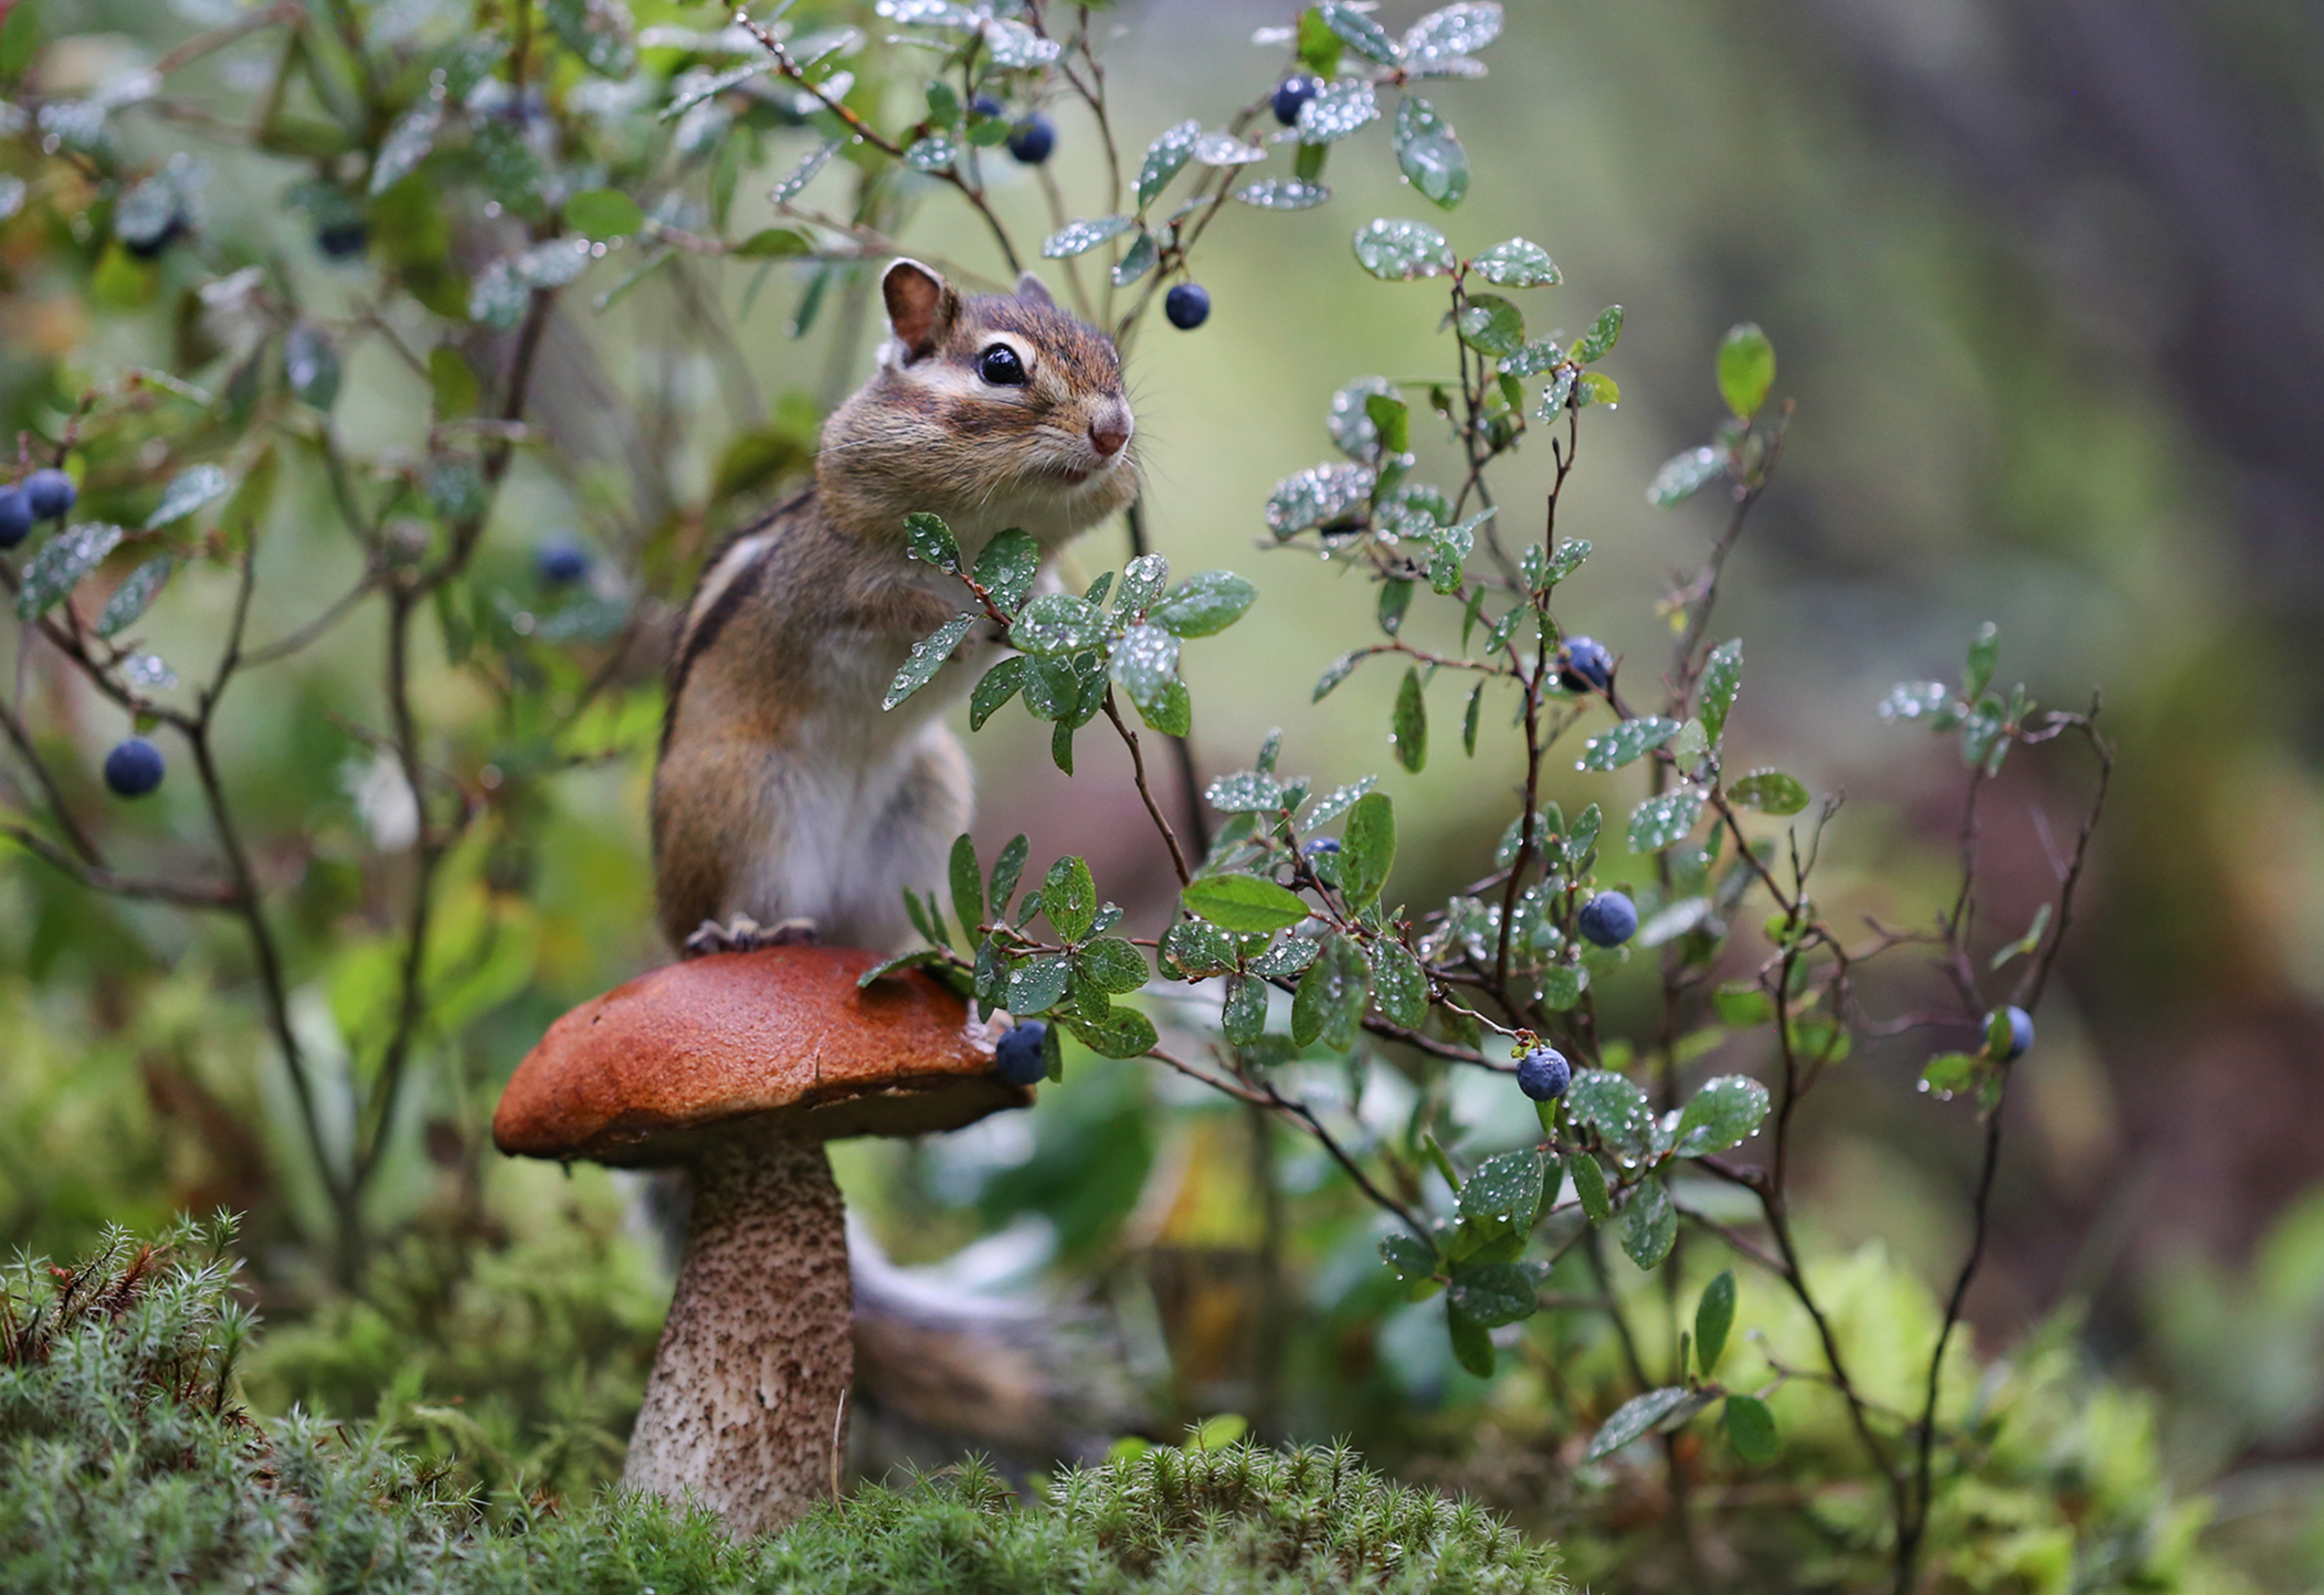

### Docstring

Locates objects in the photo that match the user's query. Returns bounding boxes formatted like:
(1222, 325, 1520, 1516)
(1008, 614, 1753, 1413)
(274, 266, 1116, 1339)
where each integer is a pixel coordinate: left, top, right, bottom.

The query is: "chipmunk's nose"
(1089, 405, 1132, 460)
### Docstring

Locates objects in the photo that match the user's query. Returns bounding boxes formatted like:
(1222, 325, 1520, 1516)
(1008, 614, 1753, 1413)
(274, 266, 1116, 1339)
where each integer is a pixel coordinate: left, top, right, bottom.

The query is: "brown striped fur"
(651, 262, 1138, 952)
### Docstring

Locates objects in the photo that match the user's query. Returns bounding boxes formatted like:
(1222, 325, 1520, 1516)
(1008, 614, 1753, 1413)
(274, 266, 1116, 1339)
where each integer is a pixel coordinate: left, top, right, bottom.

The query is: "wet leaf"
(949, 834, 984, 936)
(1455, 293, 1524, 357)
(1006, 954, 1071, 1015)
(1233, 177, 1331, 210)
(16, 523, 123, 620)
(882, 613, 975, 709)
(1459, 1146, 1545, 1233)
(1111, 622, 1179, 716)
(1392, 668, 1428, 773)
(1568, 1068, 1653, 1161)
(1964, 620, 2000, 700)
(1393, 96, 1468, 209)
(904, 134, 958, 173)
(1292, 932, 1371, 1050)
(1472, 236, 1558, 287)
(1628, 787, 1705, 852)
(1447, 1263, 1539, 1328)
(1622, 1176, 1677, 1268)
(1205, 770, 1286, 813)
(97, 556, 173, 638)
(1042, 214, 1135, 259)
(1150, 569, 1256, 636)
(1579, 716, 1680, 772)
(1586, 1386, 1695, 1460)
(1352, 218, 1456, 281)
(1728, 770, 1808, 816)
(1699, 639, 1743, 742)
(1067, 1005, 1158, 1060)
(1340, 791, 1396, 908)
(1725, 1394, 1780, 1462)
(1567, 1151, 1611, 1223)
(1370, 937, 1427, 1026)
(1302, 777, 1378, 827)
(1300, 78, 1382, 143)
(1137, 119, 1200, 207)
(903, 511, 961, 573)
(1695, 1270, 1736, 1375)
(773, 138, 841, 202)
(565, 187, 643, 240)
(973, 528, 1039, 614)
(1010, 593, 1109, 657)
(1320, 1, 1400, 63)
(145, 465, 229, 530)
(370, 105, 442, 194)
(969, 656, 1027, 730)
(1448, 1313, 1495, 1379)
(1576, 304, 1624, 363)
(1110, 230, 1157, 288)
(1403, 2, 1502, 71)
(1379, 1231, 1437, 1281)
(1078, 937, 1149, 996)
(284, 323, 341, 410)
(1648, 445, 1724, 506)
(1266, 462, 1375, 534)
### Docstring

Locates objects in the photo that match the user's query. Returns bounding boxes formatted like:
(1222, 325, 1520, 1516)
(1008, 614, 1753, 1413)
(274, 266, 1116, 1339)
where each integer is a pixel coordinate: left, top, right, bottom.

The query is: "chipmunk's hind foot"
(681, 916, 822, 958)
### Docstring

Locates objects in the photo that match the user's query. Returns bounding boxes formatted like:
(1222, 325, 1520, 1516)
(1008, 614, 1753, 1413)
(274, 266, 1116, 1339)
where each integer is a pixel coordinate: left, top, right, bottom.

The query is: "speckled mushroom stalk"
(493, 946, 1023, 1537)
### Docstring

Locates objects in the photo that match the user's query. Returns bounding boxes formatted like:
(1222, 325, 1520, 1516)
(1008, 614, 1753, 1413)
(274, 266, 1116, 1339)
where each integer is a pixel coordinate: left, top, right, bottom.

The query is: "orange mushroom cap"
(493, 946, 1025, 1166)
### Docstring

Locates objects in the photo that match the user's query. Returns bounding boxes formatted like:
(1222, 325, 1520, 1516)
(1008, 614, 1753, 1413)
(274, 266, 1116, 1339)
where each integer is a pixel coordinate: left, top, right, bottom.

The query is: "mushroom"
(493, 945, 1025, 1534)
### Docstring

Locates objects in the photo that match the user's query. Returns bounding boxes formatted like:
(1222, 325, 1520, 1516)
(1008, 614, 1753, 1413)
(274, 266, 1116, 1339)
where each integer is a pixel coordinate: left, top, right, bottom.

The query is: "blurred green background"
(3, 0, 2322, 1587)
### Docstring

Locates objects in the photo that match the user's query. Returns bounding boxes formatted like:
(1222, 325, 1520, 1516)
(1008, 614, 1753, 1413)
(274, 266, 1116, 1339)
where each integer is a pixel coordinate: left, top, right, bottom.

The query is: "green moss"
(0, 1221, 1565, 1594)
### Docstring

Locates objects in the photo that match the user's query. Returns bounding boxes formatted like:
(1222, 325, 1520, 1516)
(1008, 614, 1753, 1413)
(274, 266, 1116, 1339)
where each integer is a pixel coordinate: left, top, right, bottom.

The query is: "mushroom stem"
(621, 1133, 851, 1534)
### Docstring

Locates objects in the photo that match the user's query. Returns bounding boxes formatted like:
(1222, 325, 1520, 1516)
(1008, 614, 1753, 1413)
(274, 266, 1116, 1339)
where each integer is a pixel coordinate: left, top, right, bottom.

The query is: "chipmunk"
(653, 259, 1138, 956)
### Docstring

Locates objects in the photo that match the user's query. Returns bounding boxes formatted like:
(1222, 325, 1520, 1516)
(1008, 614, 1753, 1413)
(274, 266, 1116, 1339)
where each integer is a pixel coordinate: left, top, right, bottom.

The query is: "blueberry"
(969, 94, 1004, 119)
(1994, 1005, 2034, 1062)
(122, 218, 185, 260)
(1007, 113, 1057, 164)
(1164, 282, 1211, 331)
(1272, 76, 1320, 127)
(1557, 635, 1613, 693)
(1302, 836, 1340, 855)
(993, 1021, 1049, 1087)
(535, 535, 590, 585)
(23, 469, 76, 521)
(1577, 890, 1638, 948)
(1516, 1046, 1571, 1102)
(0, 487, 30, 549)
(104, 737, 165, 798)
(317, 220, 369, 259)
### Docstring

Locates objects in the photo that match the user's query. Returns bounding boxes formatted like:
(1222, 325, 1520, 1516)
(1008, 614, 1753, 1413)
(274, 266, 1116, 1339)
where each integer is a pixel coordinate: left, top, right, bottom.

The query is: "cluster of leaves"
(0, 1221, 1564, 1595)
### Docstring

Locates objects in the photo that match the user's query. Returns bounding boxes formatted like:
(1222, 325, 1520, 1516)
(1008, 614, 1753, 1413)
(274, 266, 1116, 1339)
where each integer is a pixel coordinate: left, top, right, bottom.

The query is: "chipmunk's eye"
(978, 344, 1028, 387)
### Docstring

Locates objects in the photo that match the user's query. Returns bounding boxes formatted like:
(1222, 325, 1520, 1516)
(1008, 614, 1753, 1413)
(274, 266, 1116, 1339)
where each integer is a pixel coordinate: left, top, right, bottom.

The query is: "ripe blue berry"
(1516, 1046, 1571, 1102)
(317, 220, 368, 259)
(1577, 890, 1638, 948)
(1302, 836, 1340, 855)
(994, 1021, 1049, 1087)
(1007, 113, 1057, 164)
(1995, 1005, 2033, 1062)
(1272, 76, 1321, 127)
(969, 94, 1004, 119)
(535, 535, 589, 585)
(1558, 635, 1612, 693)
(1164, 282, 1211, 330)
(0, 487, 30, 549)
(24, 469, 76, 521)
(104, 737, 165, 798)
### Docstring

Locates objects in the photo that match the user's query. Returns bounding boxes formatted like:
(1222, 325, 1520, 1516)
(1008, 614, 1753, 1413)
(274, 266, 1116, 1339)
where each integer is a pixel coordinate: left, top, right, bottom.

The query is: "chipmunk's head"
(820, 259, 1139, 549)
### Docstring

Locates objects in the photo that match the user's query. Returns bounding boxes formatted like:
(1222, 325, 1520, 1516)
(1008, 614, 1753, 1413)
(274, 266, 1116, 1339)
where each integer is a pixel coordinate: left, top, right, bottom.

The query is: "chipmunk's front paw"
(681, 916, 821, 957)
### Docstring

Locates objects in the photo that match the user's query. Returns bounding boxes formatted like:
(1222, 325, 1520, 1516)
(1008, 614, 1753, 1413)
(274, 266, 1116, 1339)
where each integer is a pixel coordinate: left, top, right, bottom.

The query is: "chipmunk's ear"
(881, 259, 961, 362)
(1014, 271, 1056, 308)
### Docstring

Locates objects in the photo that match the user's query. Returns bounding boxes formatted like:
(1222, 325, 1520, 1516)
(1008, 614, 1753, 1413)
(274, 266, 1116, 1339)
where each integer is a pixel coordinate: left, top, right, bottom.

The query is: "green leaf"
(1392, 668, 1428, 773)
(1379, 1231, 1437, 1282)
(1105, 620, 1176, 712)
(1006, 955, 1072, 1016)
(1648, 445, 1724, 507)
(1568, 1069, 1653, 1161)
(1376, 576, 1414, 637)
(948, 833, 984, 936)
(1352, 217, 1456, 281)
(1628, 787, 1705, 852)
(1577, 371, 1620, 407)
(1042, 214, 1136, 259)
(1673, 1076, 1769, 1159)
(1579, 716, 1680, 772)
(1964, 621, 2000, 700)
(425, 458, 487, 523)
(1296, 7, 1345, 74)
(1724, 1394, 1780, 1462)
(1727, 770, 1808, 816)
(903, 511, 961, 574)
(1921, 1052, 1979, 1095)
(883, 614, 976, 710)
(1698, 639, 1743, 743)
(96, 556, 173, 638)
(1364, 391, 1412, 457)
(1463, 681, 1484, 755)
(566, 187, 643, 241)
(1447, 1312, 1496, 1379)
(1114, 551, 1170, 616)
(1455, 293, 1524, 358)
(1137, 677, 1192, 737)
(988, 834, 1031, 920)
(1370, 937, 1427, 1027)
(974, 528, 1041, 615)
(1696, 1271, 1737, 1376)
(1205, 770, 1286, 813)
(1267, 462, 1376, 535)
(857, 948, 950, 987)
(1077, 936, 1149, 996)
(1042, 856, 1099, 943)
(1472, 237, 1559, 287)
(1136, 119, 1200, 207)
(1291, 932, 1371, 1051)
(1576, 305, 1624, 363)
(1340, 791, 1396, 909)
(15, 523, 122, 620)
(735, 227, 813, 259)
(1717, 323, 1776, 420)
(1011, 593, 1109, 658)
(1622, 1177, 1677, 1269)
(1066, 1005, 1159, 1059)
(1538, 963, 1587, 1011)
(1991, 902, 2052, 971)
(1160, 919, 1237, 980)
(969, 656, 1028, 731)
(1447, 1263, 1538, 1329)
(145, 465, 230, 530)
(544, 0, 635, 75)
(1567, 1151, 1611, 1223)
(1459, 1147, 1545, 1233)
(1587, 1386, 1695, 1460)
(1392, 96, 1468, 210)
(284, 323, 342, 410)
(1183, 874, 1311, 936)
(1150, 569, 1256, 637)
(1301, 777, 1378, 828)
(1320, 1, 1400, 64)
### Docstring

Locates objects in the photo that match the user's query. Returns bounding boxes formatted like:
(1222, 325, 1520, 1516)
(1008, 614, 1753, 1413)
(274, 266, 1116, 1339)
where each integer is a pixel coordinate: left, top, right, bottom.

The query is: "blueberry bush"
(0, 1, 2254, 1590)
